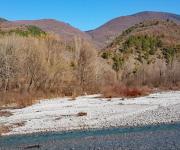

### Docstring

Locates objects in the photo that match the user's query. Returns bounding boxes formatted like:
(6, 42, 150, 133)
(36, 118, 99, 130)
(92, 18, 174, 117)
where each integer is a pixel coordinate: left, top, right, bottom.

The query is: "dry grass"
(0, 125, 11, 136)
(13, 121, 25, 128)
(0, 111, 13, 117)
(0, 122, 25, 136)
(0, 91, 56, 109)
(77, 112, 87, 117)
(69, 94, 77, 101)
(0, 90, 73, 109)
(0, 92, 38, 109)
(102, 84, 151, 98)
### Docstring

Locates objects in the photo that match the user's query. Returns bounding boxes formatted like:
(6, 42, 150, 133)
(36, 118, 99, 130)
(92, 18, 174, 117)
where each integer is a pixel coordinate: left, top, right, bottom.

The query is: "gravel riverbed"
(0, 91, 180, 136)
(108, 103, 180, 127)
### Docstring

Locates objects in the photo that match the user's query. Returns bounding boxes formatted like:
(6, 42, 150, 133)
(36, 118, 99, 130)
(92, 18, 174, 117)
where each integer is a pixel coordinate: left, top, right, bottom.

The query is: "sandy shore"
(0, 91, 180, 136)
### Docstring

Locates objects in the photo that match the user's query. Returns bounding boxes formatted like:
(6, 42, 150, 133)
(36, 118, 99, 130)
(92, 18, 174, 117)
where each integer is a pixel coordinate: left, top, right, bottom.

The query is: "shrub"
(0, 111, 12, 117)
(0, 25, 46, 37)
(112, 54, 124, 80)
(101, 51, 111, 59)
(77, 112, 87, 117)
(0, 91, 37, 108)
(0, 125, 11, 136)
(101, 84, 151, 98)
(162, 47, 176, 65)
(27, 25, 46, 37)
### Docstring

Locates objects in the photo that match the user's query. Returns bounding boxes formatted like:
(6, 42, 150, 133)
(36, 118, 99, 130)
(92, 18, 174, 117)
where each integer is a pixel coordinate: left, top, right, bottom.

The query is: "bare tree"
(73, 38, 98, 94)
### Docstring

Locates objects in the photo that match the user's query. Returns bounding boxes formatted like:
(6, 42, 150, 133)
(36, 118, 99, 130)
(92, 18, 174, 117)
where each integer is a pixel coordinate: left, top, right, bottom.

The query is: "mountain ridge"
(0, 19, 92, 43)
(0, 18, 7, 22)
(1, 11, 180, 48)
(86, 11, 180, 48)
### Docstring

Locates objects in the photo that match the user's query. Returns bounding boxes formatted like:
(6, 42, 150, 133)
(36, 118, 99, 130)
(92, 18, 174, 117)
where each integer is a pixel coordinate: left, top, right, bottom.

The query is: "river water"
(0, 123, 180, 150)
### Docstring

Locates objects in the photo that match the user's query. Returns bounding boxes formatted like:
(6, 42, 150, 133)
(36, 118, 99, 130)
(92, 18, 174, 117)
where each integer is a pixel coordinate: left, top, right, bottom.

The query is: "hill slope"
(87, 11, 180, 48)
(101, 20, 180, 86)
(0, 19, 92, 42)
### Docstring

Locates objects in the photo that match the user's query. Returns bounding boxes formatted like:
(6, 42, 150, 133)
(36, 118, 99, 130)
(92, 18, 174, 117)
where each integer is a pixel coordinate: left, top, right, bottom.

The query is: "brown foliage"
(0, 111, 12, 117)
(102, 84, 151, 98)
(0, 34, 101, 107)
(72, 38, 99, 94)
(0, 21, 179, 108)
(77, 112, 87, 117)
(0, 92, 39, 108)
(0, 125, 11, 136)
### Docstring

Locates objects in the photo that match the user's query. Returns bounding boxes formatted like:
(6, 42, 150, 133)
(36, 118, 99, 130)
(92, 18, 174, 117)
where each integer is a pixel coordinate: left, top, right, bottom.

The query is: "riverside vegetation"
(0, 25, 108, 107)
(101, 20, 180, 97)
(0, 19, 180, 107)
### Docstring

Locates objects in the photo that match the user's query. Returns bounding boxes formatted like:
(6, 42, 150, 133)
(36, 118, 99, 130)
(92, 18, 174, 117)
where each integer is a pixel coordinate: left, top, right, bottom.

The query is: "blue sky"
(0, 0, 180, 31)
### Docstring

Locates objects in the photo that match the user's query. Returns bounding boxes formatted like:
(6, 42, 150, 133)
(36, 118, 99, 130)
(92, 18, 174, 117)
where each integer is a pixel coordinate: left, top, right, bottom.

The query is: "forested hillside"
(101, 20, 180, 89)
(0, 13, 180, 107)
(87, 11, 180, 48)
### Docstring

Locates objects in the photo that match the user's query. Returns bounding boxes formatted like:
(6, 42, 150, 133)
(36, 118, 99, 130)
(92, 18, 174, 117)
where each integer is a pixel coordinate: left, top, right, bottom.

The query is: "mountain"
(0, 18, 7, 22)
(100, 20, 180, 86)
(1, 11, 180, 49)
(105, 20, 180, 51)
(101, 20, 180, 73)
(0, 19, 92, 42)
(87, 11, 180, 48)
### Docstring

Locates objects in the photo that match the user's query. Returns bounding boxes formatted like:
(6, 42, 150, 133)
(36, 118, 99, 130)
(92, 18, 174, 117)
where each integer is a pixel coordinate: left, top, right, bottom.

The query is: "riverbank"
(0, 91, 180, 136)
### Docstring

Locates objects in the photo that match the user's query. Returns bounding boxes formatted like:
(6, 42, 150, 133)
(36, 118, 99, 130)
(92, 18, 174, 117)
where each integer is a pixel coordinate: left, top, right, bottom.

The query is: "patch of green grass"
(0, 25, 46, 37)
(101, 51, 112, 59)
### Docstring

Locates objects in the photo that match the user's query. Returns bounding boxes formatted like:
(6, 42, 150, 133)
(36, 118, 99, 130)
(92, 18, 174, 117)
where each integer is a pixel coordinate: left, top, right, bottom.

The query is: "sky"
(0, 0, 180, 31)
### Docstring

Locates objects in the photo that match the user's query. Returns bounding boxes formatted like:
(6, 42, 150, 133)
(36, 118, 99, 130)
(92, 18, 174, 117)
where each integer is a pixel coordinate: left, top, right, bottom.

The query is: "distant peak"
(132, 11, 177, 16)
(135, 11, 160, 14)
(36, 19, 60, 22)
(0, 17, 8, 22)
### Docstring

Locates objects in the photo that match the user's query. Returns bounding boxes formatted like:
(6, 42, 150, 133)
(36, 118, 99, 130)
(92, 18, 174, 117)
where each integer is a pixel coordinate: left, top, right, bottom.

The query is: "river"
(0, 122, 180, 150)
